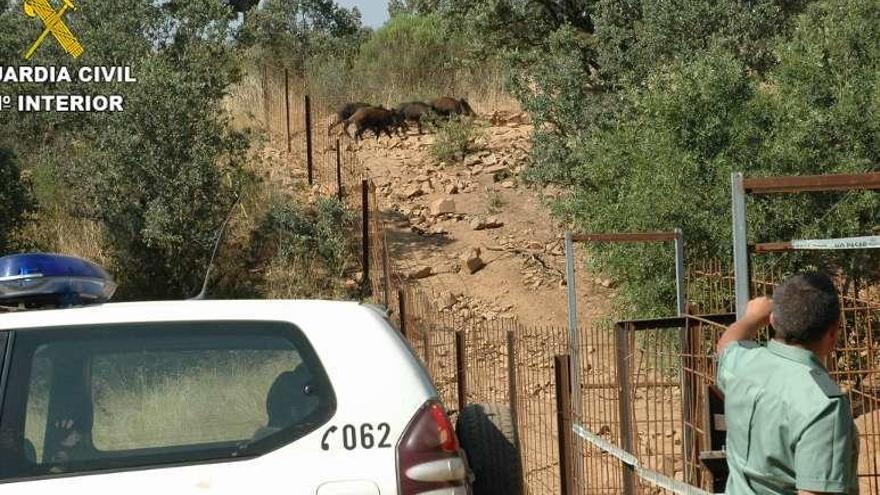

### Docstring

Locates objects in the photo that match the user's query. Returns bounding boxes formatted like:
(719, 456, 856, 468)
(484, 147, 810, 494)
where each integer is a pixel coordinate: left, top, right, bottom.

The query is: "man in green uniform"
(716, 272, 859, 494)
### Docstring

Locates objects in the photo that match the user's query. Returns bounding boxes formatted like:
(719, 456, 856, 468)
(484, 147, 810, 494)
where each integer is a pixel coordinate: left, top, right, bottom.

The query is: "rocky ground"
(354, 110, 613, 330)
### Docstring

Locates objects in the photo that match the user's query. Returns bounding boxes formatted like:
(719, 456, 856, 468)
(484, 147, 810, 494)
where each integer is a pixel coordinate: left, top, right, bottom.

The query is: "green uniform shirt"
(717, 339, 859, 494)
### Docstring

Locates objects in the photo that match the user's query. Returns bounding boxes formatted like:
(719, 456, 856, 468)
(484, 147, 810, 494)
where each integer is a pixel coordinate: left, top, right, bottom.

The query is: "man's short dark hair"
(772, 272, 841, 344)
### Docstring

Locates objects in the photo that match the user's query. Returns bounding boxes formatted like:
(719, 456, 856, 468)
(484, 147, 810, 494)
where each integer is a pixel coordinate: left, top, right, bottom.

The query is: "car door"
(0, 320, 351, 494)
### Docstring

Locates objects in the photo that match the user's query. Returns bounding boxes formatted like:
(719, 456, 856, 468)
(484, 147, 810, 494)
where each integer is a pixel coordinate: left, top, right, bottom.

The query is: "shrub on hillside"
(353, 13, 465, 101)
(430, 117, 485, 163)
(250, 196, 360, 300)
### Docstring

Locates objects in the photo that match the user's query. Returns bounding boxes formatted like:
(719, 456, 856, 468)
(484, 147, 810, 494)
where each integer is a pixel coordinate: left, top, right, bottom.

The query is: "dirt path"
(354, 113, 613, 330)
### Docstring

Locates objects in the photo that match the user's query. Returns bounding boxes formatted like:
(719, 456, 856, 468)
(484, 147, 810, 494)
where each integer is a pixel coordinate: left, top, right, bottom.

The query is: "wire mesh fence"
(689, 260, 880, 494)
(257, 66, 880, 494)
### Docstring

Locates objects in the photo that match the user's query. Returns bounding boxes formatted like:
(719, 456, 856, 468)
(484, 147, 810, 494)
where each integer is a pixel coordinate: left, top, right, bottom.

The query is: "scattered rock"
(403, 184, 424, 199)
(445, 184, 459, 194)
(430, 198, 456, 216)
(470, 216, 505, 231)
(483, 154, 498, 165)
(408, 266, 433, 280)
(483, 164, 507, 175)
(501, 180, 516, 189)
(526, 241, 544, 251)
(464, 155, 482, 167)
(461, 247, 485, 274)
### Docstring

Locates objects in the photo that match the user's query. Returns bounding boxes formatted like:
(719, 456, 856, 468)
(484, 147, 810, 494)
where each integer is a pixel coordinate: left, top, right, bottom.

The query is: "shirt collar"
(767, 339, 824, 368)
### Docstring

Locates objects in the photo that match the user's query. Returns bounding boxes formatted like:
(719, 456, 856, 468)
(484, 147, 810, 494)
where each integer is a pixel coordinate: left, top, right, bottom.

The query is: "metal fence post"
(361, 179, 370, 287)
(336, 138, 343, 201)
(305, 94, 314, 185)
(564, 232, 584, 493)
(284, 68, 291, 153)
(674, 228, 686, 316)
(422, 329, 432, 377)
(564, 233, 582, 412)
(397, 288, 407, 340)
(731, 172, 750, 319)
(680, 317, 696, 484)
(381, 231, 391, 307)
(455, 331, 468, 414)
(614, 323, 636, 495)
(555, 354, 575, 495)
(506, 330, 520, 447)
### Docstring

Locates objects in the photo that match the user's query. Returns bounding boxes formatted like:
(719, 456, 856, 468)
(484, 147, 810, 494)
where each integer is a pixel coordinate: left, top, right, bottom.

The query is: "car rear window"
(0, 320, 336, 481)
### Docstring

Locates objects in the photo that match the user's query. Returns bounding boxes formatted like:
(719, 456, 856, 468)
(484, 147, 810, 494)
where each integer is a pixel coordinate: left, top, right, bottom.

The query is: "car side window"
(0, 321, 335, 481)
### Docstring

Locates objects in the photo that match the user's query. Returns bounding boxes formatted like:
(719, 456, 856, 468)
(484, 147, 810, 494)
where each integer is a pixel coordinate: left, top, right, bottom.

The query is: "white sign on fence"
(791, 235, 880, 250)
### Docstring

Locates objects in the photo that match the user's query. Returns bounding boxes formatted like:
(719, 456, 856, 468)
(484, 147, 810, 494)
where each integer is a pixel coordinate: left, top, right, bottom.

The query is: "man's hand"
(716, 296, 772, 354)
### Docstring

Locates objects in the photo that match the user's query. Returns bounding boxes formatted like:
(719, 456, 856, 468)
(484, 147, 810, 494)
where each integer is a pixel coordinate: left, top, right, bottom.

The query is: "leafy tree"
(0, 0, 252, 299)
(240, 0, 366, 73)
(546, 0, 880, 315)
(557, 48, 767, 314)
(69, 0, 250, 299)
(749, 0, 880, 283)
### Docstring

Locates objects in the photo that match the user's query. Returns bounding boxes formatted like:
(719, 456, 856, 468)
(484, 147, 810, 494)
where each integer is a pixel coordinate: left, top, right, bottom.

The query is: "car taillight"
(397, 400, 469, 495)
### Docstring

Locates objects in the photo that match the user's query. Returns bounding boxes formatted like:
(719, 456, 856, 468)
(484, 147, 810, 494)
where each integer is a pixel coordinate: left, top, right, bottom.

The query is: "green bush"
(352, 13, 463, 102)
(250, 196, 360, 300)
(430, 117, 485, 163)
(0, 149, 34, 253)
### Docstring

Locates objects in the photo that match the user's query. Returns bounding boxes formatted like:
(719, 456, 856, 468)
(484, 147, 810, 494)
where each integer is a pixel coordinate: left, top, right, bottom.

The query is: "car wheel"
(456, 403, 523, 495)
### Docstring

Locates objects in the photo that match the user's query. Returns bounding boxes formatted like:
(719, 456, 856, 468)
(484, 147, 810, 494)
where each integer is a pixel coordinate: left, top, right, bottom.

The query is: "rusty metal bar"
(572, 232, 678, 243)
(743, 172, 880, 194)
(361, 179, 370, 286)
(397, 288, 407, 341)
(336, 138, 343, 201)
(455, 330, 467, 414)
(422, 329, 431, 373)
(613, 313, 736, 331)
(555, 354, 575, 495)
(506, 330, 521, 451)
(305, 94, 314, 185)
(615, 323, 636, 495)
(381, 231, 391, 308)
(751, 241, 793, 253)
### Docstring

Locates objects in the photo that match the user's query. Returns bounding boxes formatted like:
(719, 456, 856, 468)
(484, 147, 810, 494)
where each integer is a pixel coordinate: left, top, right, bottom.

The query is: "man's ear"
(769, 312, 777, 329)
(828, 320, 841, 343)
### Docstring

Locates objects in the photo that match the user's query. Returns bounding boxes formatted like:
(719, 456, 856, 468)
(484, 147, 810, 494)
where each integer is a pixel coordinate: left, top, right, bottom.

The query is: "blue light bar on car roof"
(0, 253, 116, 307)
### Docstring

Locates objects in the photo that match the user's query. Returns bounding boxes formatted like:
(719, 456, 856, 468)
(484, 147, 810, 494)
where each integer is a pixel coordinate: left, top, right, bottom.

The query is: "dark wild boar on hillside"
(345, 106, 404, 141)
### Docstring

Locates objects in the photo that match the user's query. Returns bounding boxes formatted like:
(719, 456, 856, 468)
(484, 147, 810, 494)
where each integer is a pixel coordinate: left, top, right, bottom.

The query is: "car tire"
(456, 403, 523, 495)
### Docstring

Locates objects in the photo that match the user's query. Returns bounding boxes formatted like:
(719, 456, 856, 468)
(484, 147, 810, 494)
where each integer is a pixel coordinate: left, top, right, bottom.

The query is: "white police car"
(0, 253, 475, 494)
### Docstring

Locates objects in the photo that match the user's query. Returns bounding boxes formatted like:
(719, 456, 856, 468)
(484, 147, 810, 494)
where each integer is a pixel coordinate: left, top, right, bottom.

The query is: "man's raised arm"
(716, 296, 772, 355)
